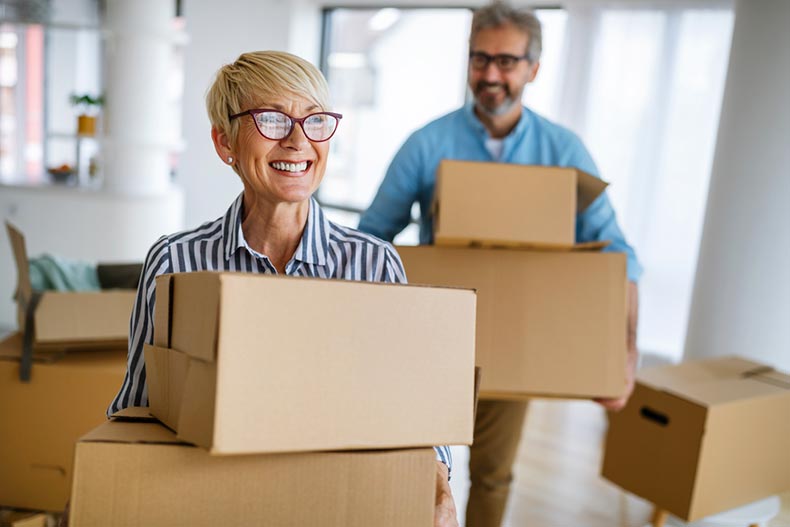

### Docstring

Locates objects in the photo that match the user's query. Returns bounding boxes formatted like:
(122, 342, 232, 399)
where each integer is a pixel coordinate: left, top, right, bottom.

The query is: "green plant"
(69, 93, 104, 113)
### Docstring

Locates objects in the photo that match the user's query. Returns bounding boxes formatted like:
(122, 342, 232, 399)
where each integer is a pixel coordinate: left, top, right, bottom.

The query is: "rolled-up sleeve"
(358, 133, 424, 243)
(576, 193, 643, 282)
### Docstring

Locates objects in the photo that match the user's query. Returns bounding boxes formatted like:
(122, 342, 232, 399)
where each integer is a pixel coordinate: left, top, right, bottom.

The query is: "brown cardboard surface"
(398, 245, 627, 399)
(33, 291, 134, 349)
(0, 511, 49, 527)
(148, 271, 476, 455)
(69, 415, 436, 527)
(143, 343, 189, 431)
(5, 222, 135, 351)
(433, 160, 608, 248)
(638, 356, 789, 406)
(0, 333, 127, 511)
(602, 356, 790, 521)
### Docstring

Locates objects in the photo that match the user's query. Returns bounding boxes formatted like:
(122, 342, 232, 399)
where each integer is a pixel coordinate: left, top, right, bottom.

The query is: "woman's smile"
(269, 160, 312, 175)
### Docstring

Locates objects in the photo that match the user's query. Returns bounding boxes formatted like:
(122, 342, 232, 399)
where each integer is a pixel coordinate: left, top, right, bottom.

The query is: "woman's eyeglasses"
(228, 109, 343, 142)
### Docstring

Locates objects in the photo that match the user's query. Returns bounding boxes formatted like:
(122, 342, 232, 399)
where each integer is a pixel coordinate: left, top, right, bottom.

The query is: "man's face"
(468, 23, 539, 117)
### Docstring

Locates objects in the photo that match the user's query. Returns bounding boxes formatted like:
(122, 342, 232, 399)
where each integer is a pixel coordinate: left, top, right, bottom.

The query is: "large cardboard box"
(433, 160, 609, 248)
(146, 271, 476, 455)
(5, 222, 135, 352)
(398, 245, 627, 399)
(69, 409, 436, 527)
(601, 356, 790, 521)
(0, 333, 127, 511)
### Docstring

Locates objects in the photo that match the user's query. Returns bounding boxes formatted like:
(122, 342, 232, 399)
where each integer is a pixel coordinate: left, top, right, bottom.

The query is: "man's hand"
(434, 460, 459, 527)
(595, 281, 639, 412)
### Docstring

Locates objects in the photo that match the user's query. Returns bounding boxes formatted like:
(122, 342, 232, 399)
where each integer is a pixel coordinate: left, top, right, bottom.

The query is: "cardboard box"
(69, 409, 436, 527)
(5, 222, 135, 352)
(146, 271, 476, 455)
(397, 245, 627, 399)
(0, 511, 49, 527)
(433, 160, 609, 248)
(0, 333, 127, 511)
(601, 356, 790, 521)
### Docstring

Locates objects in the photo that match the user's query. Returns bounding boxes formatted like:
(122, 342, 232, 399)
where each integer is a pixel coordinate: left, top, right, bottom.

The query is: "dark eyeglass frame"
(469, 51, 531, 71)
(228, 108, 344, 142)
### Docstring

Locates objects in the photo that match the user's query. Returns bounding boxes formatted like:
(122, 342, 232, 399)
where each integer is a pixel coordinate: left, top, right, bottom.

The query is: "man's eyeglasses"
(228, 109, 343, 142)
(469, 51, 530, 72)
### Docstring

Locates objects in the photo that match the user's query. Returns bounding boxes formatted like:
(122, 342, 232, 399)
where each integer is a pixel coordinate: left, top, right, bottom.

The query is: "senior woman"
(104, 51, 458, 526)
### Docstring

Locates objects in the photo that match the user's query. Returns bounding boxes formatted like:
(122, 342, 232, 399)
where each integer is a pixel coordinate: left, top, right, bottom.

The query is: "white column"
(101, 0, 176, 195)
(684, 0, 790, 370)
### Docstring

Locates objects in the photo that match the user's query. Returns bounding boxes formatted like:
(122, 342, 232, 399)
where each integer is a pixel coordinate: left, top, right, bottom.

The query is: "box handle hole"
(640, 406, 669, 426)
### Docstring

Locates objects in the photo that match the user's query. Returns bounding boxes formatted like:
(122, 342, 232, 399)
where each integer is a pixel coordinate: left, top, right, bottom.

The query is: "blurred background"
(1, 1, 788, 525)
(2, 0, 787, 372)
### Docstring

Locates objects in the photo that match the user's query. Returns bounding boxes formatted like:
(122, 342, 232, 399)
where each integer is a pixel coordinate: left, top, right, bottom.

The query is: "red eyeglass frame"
(228, 108, 343, 142)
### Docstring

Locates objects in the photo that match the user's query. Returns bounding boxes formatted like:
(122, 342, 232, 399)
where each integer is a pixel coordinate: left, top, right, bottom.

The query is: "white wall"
(179, 0, 299, 228)
(0, 186, 183, 329)
(684, 0, 790, 370)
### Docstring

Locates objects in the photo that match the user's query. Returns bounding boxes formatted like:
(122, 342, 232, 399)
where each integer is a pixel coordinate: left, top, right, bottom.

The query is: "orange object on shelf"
(77, 115, 97, 136)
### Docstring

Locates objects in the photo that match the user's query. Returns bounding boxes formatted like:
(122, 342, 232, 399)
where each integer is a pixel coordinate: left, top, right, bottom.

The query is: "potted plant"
(70, 93, 104, 137)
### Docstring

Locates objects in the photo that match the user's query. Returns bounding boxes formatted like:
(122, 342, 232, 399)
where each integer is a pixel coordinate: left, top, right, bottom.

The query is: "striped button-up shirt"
(108, 193, 451, 470)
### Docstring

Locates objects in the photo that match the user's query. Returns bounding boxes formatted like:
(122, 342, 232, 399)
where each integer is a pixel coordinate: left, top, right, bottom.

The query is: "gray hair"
(470, 1, 543, 63)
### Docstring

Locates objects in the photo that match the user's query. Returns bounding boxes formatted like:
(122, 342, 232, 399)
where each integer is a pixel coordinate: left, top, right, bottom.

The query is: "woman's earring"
(227, 156, 234, 164)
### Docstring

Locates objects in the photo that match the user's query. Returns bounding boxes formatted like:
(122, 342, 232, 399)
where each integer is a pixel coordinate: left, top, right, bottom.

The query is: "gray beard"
(475, 94, 518, 117)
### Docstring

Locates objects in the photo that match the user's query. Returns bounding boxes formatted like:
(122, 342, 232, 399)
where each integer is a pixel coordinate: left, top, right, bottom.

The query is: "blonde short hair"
(206, 50, 330, 143)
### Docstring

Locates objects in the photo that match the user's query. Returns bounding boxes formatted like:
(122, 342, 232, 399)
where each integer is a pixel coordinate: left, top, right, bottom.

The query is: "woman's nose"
(281, 121, 310, 149)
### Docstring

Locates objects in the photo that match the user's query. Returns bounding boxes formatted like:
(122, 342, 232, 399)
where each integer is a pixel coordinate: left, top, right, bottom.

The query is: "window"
(319, 7, 565, 243)
(0, 23, 44, 182)
(319, 4, 734, 360)
(0, 20, 102, 185)
(570, 7, 734, 359)
(319, 7, 472, 242)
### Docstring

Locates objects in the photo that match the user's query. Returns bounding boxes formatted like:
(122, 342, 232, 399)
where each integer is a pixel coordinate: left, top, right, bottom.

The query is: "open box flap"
(5, 221, 33, 305)
(638, 356, 790, 407)
(80, 407, 186, 445)
(153, 275, 173, 348)
(158, 273, 222, 362)
(577, 170, 609, 212)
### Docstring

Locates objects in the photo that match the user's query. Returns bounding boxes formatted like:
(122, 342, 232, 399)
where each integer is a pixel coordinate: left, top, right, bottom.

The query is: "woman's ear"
(211, 126, 234, 164)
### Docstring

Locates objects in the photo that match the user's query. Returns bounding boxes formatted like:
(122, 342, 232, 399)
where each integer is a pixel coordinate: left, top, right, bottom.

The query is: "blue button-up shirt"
(359, 104, 643, 282)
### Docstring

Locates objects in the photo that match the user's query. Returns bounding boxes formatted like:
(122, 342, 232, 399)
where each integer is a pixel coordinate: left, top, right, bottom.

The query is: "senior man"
(358, 2, 642, 526)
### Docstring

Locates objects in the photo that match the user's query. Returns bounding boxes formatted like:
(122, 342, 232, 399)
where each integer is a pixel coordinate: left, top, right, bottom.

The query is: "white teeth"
(272, 161, 308, 172)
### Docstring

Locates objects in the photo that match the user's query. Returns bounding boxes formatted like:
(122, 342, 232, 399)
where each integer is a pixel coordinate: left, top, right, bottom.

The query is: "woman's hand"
(434, 460, 459, 527)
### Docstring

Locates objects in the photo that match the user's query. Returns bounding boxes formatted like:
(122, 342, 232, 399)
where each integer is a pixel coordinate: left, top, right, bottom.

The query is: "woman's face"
(227, 94, 330, 206)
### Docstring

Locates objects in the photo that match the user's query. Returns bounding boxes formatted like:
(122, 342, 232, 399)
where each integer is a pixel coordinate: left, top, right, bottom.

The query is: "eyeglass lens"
(470, 52, 522, 71)
(253, 111, 339, 141)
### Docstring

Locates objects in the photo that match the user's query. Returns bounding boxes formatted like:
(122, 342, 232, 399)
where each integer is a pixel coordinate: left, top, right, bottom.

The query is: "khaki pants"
(465, 399, 529, 527)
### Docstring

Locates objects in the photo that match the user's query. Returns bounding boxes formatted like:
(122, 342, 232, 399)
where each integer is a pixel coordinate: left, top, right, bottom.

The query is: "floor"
(450, 399, 790, 527)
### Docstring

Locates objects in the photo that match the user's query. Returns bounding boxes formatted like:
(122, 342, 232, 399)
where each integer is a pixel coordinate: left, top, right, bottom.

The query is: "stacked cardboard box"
(0, 333, 127, 512)
(5, 223, 135, 353)
(399, 159, 628, 400)
(70, 409, 438, 527)
(602, 356, 790, 521)
(70, 272, 478, 525)
(1, 224, 136, 514)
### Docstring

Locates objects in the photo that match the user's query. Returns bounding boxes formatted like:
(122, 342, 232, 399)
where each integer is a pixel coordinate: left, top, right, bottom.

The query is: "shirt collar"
(223, 193, 329, 267)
